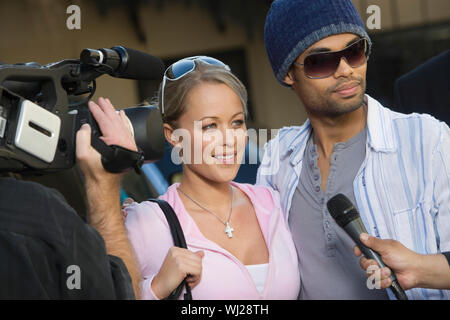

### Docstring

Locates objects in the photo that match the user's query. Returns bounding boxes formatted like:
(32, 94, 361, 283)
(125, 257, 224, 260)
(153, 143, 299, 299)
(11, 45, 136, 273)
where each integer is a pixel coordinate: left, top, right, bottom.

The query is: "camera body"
(0, 47, 165, 174)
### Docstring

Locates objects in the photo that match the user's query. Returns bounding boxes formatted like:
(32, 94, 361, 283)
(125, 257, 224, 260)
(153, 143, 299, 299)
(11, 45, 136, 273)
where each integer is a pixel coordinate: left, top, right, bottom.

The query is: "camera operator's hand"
(89, 97, 137, 152)
(76, 97, 137, 182)
(76, 97, 142, 299)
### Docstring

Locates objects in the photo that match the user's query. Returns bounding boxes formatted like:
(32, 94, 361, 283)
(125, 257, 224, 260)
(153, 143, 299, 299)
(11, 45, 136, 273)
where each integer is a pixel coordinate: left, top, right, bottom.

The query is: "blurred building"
(1, 0, 449, 129)
(1, 0, 449, 216)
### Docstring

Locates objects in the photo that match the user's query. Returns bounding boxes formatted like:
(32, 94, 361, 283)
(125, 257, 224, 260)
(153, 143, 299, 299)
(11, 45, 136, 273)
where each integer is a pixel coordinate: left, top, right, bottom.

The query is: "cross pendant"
(224, 222, 234, 238)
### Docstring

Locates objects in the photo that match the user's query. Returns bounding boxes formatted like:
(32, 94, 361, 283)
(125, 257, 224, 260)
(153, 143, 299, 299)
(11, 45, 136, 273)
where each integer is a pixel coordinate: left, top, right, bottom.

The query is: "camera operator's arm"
(76, 97, 142, 299)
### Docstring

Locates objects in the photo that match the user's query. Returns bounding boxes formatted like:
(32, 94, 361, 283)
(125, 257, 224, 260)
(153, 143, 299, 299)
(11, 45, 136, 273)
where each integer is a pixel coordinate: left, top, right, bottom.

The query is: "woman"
(124, 56, 299, 299)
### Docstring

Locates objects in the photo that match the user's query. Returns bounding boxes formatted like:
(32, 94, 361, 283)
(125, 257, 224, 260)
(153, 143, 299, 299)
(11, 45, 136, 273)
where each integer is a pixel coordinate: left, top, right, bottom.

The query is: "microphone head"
(327, 193, 360, 228)
(113, 46, 165, 81)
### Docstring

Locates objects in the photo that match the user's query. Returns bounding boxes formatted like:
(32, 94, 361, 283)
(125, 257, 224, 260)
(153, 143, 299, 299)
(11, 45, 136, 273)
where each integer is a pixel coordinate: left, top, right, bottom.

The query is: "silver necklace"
(178, 186, 235, 238)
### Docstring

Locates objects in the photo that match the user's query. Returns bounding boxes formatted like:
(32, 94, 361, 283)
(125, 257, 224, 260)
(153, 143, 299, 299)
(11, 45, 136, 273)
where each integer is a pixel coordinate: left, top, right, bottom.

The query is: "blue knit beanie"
(264, 0, 372, 86)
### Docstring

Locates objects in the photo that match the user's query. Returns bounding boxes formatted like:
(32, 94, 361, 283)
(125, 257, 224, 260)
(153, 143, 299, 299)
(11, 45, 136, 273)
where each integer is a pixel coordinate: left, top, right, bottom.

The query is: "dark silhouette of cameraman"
(0, 98, 141, 299)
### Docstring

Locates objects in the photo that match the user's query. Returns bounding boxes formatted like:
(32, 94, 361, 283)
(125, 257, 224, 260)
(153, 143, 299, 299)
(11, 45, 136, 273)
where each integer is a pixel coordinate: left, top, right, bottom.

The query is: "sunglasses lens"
(304, 52, 340, 78)
(303, 39, 368, 78)
(167, 60, 195, 79)
(166, 56, 230, 79)
(345, 39, 367, 67)
(196, 56, 228, 68)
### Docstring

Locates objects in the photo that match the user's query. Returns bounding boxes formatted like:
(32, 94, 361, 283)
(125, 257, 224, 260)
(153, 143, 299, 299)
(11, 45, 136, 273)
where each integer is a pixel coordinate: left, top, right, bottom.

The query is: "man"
(257, 0, 449, 300)
(0, 97, 141, 299)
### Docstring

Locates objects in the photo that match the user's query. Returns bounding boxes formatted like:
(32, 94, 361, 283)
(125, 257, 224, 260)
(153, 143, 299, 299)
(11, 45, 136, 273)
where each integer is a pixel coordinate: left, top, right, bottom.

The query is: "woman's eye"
(233, 120, 244, 127)
(203, 123, 216, 130)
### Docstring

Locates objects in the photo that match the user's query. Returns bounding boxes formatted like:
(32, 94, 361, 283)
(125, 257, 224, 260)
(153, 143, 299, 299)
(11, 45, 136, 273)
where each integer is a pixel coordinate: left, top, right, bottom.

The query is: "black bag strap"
(147, 198, 192, 300)
(443, 251, 450, 267)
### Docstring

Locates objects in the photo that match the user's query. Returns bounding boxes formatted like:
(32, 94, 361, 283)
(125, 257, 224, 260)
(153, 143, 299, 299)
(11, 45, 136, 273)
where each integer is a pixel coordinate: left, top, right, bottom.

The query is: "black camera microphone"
(80, 46, 164, 80)
(327, 193, 408, 300)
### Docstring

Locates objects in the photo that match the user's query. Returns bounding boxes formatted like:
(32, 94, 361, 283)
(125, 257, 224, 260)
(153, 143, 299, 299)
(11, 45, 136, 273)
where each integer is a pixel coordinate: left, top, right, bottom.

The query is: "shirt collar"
(364, 94, 398, 153)
(286, 121, 312, 166)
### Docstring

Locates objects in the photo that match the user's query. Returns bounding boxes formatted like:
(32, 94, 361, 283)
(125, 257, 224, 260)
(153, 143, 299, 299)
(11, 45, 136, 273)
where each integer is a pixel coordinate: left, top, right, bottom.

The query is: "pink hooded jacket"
(124, 182, 300, 300)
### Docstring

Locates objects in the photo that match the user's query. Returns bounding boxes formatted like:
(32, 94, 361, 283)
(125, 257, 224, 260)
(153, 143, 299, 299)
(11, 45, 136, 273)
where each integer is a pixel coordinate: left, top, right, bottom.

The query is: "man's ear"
(283, 69, 296, 86)
(163, 123, 177, 148)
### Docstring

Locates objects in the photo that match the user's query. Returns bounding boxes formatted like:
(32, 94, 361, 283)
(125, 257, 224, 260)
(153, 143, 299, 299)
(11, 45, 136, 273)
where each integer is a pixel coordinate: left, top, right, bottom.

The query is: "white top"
(245, 263, 269, 295)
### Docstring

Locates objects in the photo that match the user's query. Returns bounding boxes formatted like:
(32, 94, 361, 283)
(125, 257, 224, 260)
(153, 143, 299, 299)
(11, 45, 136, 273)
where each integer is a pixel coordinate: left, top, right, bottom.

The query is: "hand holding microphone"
(327, 194, 409, 300)
(354, 233, 421, 291)
(355, 233, 450, 291)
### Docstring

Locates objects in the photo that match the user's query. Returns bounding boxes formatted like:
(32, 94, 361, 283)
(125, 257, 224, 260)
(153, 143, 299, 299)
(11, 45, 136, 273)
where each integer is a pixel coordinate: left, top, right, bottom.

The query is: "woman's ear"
(163, 123, 177, 148)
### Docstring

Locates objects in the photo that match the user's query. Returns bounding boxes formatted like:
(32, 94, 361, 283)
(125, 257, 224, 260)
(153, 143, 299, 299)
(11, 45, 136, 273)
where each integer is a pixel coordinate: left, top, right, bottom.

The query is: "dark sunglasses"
(161, 56, 230, 114)
(294, 38, 369, 79)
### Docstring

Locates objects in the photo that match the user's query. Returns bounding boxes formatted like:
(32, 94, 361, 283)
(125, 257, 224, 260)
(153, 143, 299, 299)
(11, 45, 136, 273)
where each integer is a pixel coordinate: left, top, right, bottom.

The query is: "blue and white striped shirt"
(256, 95, 450, 300)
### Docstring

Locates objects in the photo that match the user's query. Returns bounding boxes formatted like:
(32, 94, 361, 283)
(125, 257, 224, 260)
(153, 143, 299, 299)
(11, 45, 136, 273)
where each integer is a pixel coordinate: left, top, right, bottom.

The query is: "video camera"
(0, 46, 165, 174)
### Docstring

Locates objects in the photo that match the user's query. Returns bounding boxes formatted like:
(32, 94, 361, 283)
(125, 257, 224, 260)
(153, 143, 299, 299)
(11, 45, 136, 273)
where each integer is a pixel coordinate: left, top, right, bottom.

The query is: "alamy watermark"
(168, 122, 279, 175)
(66, 265, 81, 290)
(66, 5, 81, 30)
(66, 4, 381, 31)
(366, 265, 383, 290)
(366, 5, 381, 30)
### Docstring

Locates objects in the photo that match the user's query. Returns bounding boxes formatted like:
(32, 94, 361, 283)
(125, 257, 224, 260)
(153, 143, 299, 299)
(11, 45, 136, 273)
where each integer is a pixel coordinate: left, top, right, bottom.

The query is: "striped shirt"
(256, 94, 450, 300)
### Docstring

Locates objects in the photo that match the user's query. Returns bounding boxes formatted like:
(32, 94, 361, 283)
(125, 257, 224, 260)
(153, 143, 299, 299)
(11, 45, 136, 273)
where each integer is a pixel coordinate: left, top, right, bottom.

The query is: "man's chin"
(326, 93, 365, 117)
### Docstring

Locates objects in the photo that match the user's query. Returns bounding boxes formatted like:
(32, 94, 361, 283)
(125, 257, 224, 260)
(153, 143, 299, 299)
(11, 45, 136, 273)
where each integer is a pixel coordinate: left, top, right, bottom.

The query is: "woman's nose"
(223, 127, 237, 147)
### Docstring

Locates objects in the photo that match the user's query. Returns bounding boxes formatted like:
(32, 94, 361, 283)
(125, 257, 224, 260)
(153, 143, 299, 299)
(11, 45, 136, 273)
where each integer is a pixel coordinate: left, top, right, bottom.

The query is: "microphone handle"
(344, 219, 408, 300)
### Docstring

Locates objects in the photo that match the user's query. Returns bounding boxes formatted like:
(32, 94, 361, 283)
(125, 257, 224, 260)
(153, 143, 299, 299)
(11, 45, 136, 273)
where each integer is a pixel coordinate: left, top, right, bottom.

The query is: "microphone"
(80, 46, 164, 80)
(327, 193, 408, 300)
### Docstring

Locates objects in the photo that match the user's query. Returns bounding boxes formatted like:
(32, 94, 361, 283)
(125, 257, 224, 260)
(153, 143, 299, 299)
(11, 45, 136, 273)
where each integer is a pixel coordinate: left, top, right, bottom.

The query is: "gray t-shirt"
(289, 128, 389, 299)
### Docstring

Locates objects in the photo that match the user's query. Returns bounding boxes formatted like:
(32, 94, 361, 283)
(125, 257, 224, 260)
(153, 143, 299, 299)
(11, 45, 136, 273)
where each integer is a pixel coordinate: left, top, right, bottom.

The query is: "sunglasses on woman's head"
(161, 56, 230, 114)
(294, 38, 369, 79)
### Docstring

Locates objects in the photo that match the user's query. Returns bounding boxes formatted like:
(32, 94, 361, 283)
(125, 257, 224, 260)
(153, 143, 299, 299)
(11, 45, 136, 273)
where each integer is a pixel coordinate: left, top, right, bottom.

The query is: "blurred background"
(0, 0, 449, 215)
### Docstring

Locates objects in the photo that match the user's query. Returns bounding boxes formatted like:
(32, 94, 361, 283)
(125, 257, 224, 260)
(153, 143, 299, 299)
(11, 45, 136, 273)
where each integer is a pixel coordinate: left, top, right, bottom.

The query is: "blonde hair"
(153, 61, 248, 128)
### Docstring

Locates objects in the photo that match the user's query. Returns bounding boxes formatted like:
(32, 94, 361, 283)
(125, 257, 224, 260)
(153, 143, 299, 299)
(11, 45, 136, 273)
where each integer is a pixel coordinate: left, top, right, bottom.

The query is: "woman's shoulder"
(124, 183, 182, 229)
(232, 182, 281, 211)
(124, 200, 167, 228)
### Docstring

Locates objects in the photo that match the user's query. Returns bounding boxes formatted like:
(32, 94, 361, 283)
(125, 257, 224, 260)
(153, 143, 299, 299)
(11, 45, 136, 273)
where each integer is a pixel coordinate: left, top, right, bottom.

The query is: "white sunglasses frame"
(160, 56, 230, 114)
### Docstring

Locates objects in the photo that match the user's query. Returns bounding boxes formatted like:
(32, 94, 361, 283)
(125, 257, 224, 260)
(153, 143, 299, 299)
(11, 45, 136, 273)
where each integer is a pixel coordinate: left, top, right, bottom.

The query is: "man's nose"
(333, 57, 354, 78)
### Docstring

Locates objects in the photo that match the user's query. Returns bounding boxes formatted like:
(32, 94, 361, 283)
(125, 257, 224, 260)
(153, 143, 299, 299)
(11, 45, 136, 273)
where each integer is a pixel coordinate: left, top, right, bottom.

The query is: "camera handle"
(75, 107, 144, 174)
(91, 133, 144, 174)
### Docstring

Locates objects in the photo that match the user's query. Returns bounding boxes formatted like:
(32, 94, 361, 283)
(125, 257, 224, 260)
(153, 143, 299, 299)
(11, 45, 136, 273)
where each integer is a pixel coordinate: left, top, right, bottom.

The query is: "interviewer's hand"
(151, 247, 204, 299)
(354, 233, 421, 290)
(76, 97, 137, 182)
